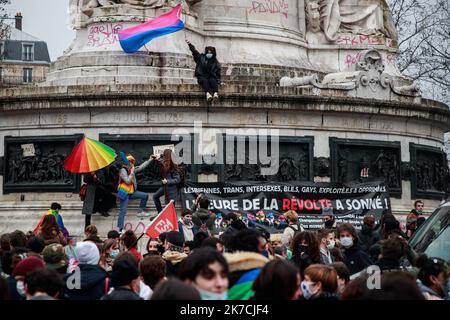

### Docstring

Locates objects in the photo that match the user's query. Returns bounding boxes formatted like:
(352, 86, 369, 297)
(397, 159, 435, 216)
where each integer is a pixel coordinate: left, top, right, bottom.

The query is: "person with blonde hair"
(301, 264, 339, 300)
(281, 210, 304, 246)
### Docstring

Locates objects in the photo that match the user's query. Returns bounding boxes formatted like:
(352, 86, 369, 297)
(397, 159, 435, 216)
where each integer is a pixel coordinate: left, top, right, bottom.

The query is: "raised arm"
(186, 40, 200, 63)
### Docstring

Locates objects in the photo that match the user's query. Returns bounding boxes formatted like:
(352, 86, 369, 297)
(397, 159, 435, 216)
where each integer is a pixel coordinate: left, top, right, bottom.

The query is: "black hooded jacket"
(357, 225, 380, 253)
(342, 245, 373, 275)
(188, 43, 221, 82)
(63, 264, 108, 300)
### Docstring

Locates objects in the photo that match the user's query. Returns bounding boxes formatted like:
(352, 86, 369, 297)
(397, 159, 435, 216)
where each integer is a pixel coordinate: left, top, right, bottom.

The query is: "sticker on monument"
(153, 144, 175, 156)
(21, 144, 35, 157)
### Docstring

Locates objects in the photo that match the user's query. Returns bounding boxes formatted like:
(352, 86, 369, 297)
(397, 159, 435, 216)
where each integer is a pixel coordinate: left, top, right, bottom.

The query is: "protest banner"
(181, 181, 391, 232)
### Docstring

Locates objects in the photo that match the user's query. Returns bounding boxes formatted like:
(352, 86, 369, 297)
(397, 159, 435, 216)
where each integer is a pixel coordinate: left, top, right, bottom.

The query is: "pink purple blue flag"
(119, 4, 184, 54)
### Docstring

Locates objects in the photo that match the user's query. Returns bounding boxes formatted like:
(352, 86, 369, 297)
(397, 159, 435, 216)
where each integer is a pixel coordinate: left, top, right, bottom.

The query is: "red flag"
(146, 201, 178, 238)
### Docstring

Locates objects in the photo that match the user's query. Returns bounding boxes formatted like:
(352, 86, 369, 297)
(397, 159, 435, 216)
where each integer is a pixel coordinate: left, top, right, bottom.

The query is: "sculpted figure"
(316, 0, 398, 42)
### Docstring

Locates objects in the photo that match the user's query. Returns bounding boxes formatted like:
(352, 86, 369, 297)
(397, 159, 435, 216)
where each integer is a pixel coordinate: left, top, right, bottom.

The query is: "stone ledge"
(0, 84, 449, 129)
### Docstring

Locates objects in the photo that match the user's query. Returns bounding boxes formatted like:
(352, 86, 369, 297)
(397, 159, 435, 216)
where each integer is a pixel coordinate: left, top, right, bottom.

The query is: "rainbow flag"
(227, 268, 261, 300)
(119, 4, 184, 54)
(117, 182, 135, 200)
(33, 209, 69, 238)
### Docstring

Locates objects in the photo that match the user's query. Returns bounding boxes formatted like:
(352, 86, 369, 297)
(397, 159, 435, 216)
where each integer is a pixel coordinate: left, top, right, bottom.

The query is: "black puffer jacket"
(357, 225, 380, 253)
(342, 245, 373, 275)
(188, 43, 221, 82)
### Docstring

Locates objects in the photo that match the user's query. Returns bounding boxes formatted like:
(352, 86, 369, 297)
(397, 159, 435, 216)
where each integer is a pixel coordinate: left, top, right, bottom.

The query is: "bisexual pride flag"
(119, 4, 184, 53)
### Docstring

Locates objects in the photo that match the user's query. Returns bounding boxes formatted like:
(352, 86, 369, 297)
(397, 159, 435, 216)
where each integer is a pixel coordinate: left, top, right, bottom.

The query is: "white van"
(409, 199, 450, 262)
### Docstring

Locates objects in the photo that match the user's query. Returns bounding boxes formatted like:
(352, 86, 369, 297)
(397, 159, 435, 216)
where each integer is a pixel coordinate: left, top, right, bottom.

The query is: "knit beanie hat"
(75, 241, 100, 265)
(110, 259, 140, 287)
(165, 231, 184, 248)
(13, 256, 45, 277)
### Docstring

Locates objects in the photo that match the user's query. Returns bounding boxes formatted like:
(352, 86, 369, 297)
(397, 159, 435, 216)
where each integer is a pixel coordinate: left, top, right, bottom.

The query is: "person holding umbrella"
(64, 136, 119, 228)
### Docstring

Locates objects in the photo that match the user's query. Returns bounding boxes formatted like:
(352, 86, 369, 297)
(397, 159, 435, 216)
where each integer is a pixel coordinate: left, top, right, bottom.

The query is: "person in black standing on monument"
(186, 39, 221, 102)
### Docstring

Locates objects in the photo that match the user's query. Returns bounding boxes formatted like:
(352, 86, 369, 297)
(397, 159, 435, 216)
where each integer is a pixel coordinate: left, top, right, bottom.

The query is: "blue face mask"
(301, 281, 318, 300)
(301, 281, 312, 300)
(110, 249, 119, 259)
(261, 250, 269, 258)
(198, 288, 228, 300)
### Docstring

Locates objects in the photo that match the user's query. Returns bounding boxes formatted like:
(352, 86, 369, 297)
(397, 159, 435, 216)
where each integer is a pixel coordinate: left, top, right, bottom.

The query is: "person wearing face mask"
(101, 259, 142, 300)
(99, 239, 119, 273)
(290, 231, 321, 278)
(301, 264, 339, 300)
(357, 215, 380, 253)
(162, 231, 188, 278)
(178, 209, 199, 242)
(8, 256, 45, 300)
(143, 238, 161, 257)
(179, 247, 229, 300)
(186, 39, 221, 102)
(416, 254, 449, 300)
(318, 229, 336, 265)
(321, 208, 337, 231)
(337, 223, 373, 275)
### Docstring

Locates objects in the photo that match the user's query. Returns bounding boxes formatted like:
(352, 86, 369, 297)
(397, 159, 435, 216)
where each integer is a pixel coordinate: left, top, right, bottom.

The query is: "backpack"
(288, 224, 303, 236)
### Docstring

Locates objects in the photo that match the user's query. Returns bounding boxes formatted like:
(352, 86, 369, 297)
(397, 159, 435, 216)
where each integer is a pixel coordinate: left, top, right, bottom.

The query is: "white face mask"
(206, 53, 213, 59)
(340, 236, 354, 248)
(16, 280, 25, 297)
(326, 240, 335, 250)
(198, 288, 228, 300)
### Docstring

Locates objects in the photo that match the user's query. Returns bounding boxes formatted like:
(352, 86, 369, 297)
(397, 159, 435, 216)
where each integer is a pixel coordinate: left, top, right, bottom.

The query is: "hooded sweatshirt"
(63, 264, 108, 300)
(162, 250, 188, 278)
(188, 43, 221, 82)
(224, 252, 269, 300)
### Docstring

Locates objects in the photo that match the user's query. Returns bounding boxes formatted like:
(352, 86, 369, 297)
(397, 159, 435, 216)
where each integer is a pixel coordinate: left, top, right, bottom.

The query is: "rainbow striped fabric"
(227, 268, 261, 300)
(117, 182, 135, 200)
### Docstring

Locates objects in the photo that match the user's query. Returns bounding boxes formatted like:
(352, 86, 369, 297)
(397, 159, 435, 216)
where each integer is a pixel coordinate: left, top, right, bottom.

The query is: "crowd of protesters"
(0, 199, 448, 301)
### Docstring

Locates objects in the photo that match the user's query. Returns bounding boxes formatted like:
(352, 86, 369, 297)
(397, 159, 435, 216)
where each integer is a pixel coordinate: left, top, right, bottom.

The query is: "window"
(0, 42, 4, 58)
(23, 68, 32, 83)
(22, 44, 34, 61)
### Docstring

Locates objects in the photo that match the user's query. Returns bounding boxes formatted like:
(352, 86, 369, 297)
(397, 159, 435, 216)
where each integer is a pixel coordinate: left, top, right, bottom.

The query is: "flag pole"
(129, 200, 175, 249)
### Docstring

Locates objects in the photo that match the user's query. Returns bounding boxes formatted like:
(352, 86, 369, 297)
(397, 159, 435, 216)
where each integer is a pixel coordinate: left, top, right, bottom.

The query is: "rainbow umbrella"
(64, 137, 117, 173)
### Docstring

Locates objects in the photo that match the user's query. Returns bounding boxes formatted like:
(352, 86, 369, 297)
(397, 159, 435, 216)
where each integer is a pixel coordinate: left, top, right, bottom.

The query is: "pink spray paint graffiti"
(248, 0, 289, 18)
(344, 51, 364, 68)
(385, 53, 397, 66)
(87, 23, 123, 48)
(336, 34, 394, 47)
(124, 221, 147, 235)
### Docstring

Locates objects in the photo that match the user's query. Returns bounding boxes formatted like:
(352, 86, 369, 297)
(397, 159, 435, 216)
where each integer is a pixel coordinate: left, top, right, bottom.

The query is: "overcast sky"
(6, 0, 75, 61)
